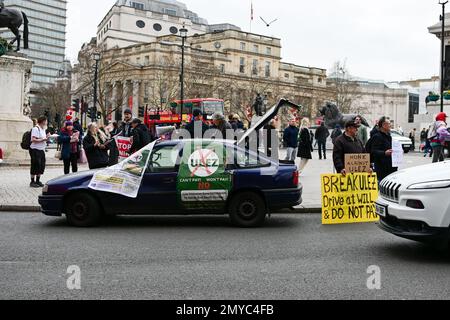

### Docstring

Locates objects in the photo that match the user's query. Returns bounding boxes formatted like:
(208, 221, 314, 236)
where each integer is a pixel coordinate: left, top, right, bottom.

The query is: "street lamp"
(179, 26, 188, 122)
(440, 0, 448, 113)
(92, 52, 101, 121)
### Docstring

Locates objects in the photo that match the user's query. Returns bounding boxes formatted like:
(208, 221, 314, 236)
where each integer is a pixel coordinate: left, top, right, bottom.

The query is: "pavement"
(0, 149, 433, 212)
(0, 212, 448, 300)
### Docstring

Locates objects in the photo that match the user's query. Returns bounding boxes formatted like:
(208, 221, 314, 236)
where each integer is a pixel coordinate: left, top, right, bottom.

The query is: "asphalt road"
(0, 212, 449, 300)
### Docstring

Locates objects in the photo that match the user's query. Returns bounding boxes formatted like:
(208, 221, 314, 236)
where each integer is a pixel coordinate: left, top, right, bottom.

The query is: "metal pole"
(93, 59, 99, 121)
(180, 36, 185, 123)
(441, 1, 448, 113)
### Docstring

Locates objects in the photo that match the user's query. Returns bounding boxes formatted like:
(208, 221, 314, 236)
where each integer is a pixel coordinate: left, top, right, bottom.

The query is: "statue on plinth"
(253, 93, 265, 117)
(0, 2, 29, 52)
(319, 102, 370, 129)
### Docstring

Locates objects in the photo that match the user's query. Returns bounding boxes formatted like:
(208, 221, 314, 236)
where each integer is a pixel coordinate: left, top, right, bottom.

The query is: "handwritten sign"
(115, 136, 132, 161)
(345, 153, 371, 173)
(321, 173, 379, 225)
(392, 140, 403, 168)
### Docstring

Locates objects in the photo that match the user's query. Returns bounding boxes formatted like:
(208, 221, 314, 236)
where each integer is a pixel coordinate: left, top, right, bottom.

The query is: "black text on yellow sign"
(321, 173, 379, 225)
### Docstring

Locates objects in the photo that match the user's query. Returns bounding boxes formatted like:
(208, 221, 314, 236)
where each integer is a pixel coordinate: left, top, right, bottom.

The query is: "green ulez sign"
(177, 142, 233, 209)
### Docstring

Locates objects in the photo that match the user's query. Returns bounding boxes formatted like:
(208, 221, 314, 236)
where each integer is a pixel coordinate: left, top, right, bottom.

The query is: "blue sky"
(67, 0, 441, 82)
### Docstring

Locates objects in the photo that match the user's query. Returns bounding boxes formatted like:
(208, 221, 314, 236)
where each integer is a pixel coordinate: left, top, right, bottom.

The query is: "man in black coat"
(184, 109, 209, 139)
(371, 117, 397, 182)
(130, 119, 152, 154)
(315, 122, 330, 160)
(120, 109, 134, 137)
(333, 120, 368, 175)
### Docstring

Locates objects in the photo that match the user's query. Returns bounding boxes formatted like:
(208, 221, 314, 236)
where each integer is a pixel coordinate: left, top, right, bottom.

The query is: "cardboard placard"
(345, 153, 370, 173)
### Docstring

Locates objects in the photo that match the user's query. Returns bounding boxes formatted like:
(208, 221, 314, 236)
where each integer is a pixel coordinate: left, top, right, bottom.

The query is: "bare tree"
(34, 80, 71, 128)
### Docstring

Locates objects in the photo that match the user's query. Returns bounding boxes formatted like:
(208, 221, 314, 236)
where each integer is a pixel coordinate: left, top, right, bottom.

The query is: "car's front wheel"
(229, 192, 267, 228)
(65, 193, 102, 227)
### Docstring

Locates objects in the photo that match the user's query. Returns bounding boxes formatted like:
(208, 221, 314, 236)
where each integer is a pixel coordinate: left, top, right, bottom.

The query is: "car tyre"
(403, 147, 410, 154)
(229, 192, 266, 228)
(66, 193, 102, 227)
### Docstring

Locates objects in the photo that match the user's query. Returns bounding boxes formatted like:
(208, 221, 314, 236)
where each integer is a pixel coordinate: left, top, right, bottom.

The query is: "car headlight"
(42, 184, 49, 194)
(408, 180, 450, 190)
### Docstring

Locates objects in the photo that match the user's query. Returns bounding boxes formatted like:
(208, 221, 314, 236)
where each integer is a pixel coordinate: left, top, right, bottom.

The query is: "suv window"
(147, 145, 182, 173)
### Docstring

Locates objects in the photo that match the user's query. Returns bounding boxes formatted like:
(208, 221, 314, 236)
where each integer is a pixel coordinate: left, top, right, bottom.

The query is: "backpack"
(427, 122, 438, 140)
(20, 130, 32, 150)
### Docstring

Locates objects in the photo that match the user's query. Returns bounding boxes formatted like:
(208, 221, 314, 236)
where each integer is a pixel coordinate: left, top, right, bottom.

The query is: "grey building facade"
(1, 0, 67, 89)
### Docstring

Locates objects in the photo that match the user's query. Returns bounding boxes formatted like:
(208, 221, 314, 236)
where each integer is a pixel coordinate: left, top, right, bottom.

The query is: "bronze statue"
(319, 102, 369, 129)
(253, 93, 264, 117)
(0, 3, 29, 52)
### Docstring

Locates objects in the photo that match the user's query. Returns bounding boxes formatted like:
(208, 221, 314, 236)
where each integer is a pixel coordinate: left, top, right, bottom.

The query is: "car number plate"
(375, 203, 388, 217)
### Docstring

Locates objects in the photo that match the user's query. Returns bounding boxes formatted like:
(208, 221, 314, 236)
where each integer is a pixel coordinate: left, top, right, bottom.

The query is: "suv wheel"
(229, 192, 266, 228)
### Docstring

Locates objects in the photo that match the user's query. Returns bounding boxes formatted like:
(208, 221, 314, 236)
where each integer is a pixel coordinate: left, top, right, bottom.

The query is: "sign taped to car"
(88, 142, 155, 198)
(177, 141, 233, 209)
(321, 173, 379, 225)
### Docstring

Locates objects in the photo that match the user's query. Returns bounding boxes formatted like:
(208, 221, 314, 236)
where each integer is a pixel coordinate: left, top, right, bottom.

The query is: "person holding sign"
(333, 120, 371, 176)
(370, 117, 398, 182)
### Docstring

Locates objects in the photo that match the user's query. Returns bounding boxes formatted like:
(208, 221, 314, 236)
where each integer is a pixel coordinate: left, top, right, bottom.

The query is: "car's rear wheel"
(229, 192, 266, 228)
(65, 193, 102, 227)
(403, 147, 410, 154)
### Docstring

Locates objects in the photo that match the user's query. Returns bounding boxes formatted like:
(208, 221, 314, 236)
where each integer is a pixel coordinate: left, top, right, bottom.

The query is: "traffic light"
(97, 111, 102, 120)
(139, 106, 145, 117)
(72, 99, 80, 112)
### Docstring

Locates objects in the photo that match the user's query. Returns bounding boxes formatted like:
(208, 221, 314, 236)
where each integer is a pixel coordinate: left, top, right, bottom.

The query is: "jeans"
(317, 140, 327, 159)
(432, 145, 445, 163)
(63, 153, 78, 175)
(285, 147, 298, 161)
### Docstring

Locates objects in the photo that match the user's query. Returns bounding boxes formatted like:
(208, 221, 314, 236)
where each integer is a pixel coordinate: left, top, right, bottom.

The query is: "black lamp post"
(440, 0, 448, 113)
(179, 26, 188, 122)
(92, 52, 101, 121)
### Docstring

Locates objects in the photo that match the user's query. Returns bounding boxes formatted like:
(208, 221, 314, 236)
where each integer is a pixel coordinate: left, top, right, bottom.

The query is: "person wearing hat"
(185, 109, 209, 139)
(58, 121, 80, 175)
(233, 114, 245, 130)
(211, 112, 232, 139)
(130, 118, 152, 154)
(370, 117, 397, 182)
(333, 120, 368, 176)
(119, 108, 134, 137)
(430, 112, 450, 163)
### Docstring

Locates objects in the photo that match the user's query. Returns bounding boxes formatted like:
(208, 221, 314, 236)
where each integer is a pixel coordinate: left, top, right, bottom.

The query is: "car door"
(133, 143, 183, 214)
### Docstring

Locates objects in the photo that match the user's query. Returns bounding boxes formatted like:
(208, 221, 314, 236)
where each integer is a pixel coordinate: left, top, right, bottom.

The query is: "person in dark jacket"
(185, 109, 209, 139)
(263, 119, 277, 157)
(120, 109, 134, 137)
(107, 122, 120, 166)
(83, 123, 110, 170)
(371, 117, 397, 182)
(331, 124, 342, 145)
(211, 112, 232, 139)
(297, 118, 313, 173)
(283, 118, 299, 161)
(333, 120, 370, 175)
(58, 121, 80, 175)
(315, 122, 330, 160)
(130, 119, 152, 154)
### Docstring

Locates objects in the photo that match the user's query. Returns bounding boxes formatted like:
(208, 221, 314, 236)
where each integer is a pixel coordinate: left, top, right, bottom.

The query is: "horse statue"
(319, 102, 370, 129)
(0, 2, 29, 52)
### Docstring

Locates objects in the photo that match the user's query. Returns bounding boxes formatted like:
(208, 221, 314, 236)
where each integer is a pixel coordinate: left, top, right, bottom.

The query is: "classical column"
(122, 81, 129, 115)
(111, 81, 118, 122)
(132, 80, 141, 119)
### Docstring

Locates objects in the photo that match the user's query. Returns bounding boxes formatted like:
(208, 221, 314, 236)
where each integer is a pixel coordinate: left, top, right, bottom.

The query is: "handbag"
(78, 148, 87, 164)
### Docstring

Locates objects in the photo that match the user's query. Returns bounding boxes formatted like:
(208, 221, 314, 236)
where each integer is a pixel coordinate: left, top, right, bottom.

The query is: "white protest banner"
(88, 142, 155, 198)
(392, 140, 403, 168)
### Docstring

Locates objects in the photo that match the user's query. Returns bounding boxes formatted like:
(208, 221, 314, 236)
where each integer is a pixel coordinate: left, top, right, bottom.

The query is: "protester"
(233, 114, 245, 130)
(229, 114, 238, 130)
(354, 115, 369, 145)
(283, 118, 299, 162)
(83, 123, 109, 170)
(106, 122, 120, 166)
(57, 121, 80, 175)
(330, 124, 342, 145)
(130, 118, 152, 154)
(423, 126, 433, 158)
(297, 118, 313, 173)
(211, 112, 232, 139)
(429, 112, 450, 163)
(371, 117, 398, 182)
(120, 108, 134, 137)
(29, 116, 50, 188)
(409, 128, 417, 151)
(420, 128, 427, 149)
(333, 120, 370, 176)
(315, 122, 330, 160)
(185, 109, 209, 139)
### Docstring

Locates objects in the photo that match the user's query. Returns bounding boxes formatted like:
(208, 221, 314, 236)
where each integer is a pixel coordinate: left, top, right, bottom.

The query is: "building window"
(164, 8, 177, 16)
(253, 45, 259, 53)
(265, 61, 271, 77)
(408, 94, 419, 123)
(252, 59, 258, 75)
(266, 47, 272, 55)
(318, 77, 322, 83)
(131, 2, 144, 10)
(153, 23, 162, 31)
(169, 26, 178, 34)
(240, 42, 246, 51)
(136, 20, 146, 28)
(284, 73, 289, 79)
(240, 57, 245, 73)
(136, 57, 141, 65)
(145, 56, 150, 65)
(220, 64, 225, 73)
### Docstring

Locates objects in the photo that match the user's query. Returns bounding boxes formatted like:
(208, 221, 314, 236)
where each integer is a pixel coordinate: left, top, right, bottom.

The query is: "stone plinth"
(0, 54, 33, 161)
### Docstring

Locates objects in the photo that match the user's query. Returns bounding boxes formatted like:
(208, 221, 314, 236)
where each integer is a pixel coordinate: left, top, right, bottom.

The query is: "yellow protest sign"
(321, 173, 379, 225)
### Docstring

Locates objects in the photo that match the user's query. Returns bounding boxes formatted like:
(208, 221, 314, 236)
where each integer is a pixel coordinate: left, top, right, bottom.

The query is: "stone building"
(71, 29, 328, 125)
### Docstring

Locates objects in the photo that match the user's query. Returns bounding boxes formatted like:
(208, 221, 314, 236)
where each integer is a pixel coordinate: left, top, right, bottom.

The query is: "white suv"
(376, 161, 450, 245)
